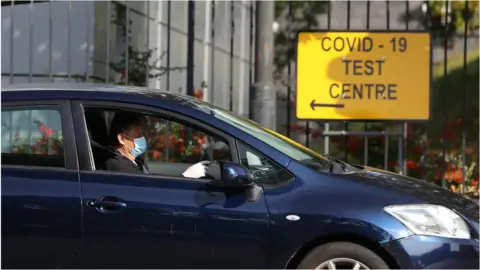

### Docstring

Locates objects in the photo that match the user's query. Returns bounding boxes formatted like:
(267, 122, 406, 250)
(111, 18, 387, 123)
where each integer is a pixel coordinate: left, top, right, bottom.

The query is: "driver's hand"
(182, 160, 210, 178)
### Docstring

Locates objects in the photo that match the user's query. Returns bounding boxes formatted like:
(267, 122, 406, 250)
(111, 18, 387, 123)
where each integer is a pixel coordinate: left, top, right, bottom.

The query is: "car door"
(1, 100, 82, 269)
(72, 101, 270, 269)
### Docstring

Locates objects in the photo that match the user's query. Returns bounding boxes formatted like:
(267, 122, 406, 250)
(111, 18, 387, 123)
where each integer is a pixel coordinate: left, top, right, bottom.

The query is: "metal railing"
(2, 0, 255, 116)
(281, 0, 478, 195)
(2, 0, 478, 196)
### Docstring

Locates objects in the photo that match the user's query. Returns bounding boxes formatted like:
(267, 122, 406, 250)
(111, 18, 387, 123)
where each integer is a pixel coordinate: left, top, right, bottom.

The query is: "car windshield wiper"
(299, 156, 356, 173)
(324, 155, 351, 172)
(324, 155, 336, 173)
(299, 158, 331, 172)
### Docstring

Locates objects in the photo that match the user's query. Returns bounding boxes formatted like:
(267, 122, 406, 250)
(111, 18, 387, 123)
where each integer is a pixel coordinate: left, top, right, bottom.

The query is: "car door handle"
(87, 196, 127, 213)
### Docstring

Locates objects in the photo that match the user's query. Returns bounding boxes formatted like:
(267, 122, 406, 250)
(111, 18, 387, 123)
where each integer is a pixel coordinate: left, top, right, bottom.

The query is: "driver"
(104, 111, 209, 178)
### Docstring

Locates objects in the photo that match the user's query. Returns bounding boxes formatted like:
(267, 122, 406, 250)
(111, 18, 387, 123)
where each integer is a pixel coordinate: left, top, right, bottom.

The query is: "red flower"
(43, 127, 54, 137)
(155, 141, 164, 149)
(416, 145, 423, 153)
(347, 137, 361, 154)
(406, 160, 418, 169)
(34, 120, 54, 138)
(168, 136, 178, 148)
(152, 150, 162, 160)
(444, 168, 464, 184)
(445, 128, 454, 139)
(197, 137, 206, 145)
(311, 130, 322, 138)
(193, 89, 203, 100)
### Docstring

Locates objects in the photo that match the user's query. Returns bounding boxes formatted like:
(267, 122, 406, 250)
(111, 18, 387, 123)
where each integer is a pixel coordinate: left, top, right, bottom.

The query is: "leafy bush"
(9, 120, 63, 156)
(427, 0, 479, 32)
(288, 51, 479, 198)
(274, 1, 329, 77)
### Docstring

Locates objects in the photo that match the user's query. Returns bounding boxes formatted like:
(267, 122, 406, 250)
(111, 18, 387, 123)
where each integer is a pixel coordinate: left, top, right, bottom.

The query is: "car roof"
(1, 82, 193, 104)
(2, 83, 296, 168)
(2, 82, 167, 95)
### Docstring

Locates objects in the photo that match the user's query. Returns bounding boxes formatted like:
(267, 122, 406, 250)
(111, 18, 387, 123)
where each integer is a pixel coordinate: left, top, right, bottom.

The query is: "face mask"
(128, 136, 147, 158)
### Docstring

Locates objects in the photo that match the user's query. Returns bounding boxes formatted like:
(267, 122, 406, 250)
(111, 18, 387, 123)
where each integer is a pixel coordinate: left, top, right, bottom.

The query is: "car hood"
(346, 166, 479, 221)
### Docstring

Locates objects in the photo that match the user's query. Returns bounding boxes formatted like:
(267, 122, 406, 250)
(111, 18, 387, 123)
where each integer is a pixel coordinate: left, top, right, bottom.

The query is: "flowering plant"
(426, 0, 479, 34)
(146, 120, 206, 163)
(287, 119, 478, 198)
(9, 120, 63, 155)
(441, 154, 478, 197)
(146, 89, 210, 163)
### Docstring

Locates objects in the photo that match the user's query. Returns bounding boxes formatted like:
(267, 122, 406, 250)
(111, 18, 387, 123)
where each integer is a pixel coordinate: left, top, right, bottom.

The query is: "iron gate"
(2, 0, 478, 197)
(282, 0, 478, 197)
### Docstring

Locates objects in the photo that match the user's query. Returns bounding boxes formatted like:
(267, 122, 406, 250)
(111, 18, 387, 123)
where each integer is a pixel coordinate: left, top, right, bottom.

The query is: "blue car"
(2, 83, 478, 269)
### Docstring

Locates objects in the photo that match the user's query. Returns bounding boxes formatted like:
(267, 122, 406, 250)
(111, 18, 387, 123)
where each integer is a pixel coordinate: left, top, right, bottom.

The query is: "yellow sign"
(296, 31, 431, 121)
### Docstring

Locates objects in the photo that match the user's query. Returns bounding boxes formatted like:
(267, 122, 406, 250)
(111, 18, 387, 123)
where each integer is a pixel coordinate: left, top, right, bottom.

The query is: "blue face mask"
(129, 136, 147, 158)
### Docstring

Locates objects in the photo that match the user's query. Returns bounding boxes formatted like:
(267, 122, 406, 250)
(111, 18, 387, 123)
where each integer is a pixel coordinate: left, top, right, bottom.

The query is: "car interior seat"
(84, 109, 112, 170)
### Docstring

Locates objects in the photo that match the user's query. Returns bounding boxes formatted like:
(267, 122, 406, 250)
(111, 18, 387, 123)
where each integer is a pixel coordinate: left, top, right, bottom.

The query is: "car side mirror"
(219, 161, 253, 188)
(207, 161, 263, 202)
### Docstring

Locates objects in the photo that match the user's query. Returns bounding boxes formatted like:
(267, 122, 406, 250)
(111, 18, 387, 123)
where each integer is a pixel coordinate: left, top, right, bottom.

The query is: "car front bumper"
(382, 235, 479, 269)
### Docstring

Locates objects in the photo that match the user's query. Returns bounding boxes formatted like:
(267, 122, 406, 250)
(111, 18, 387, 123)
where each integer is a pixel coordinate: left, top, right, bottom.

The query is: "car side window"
(2, 106, 65, 168)
(237, 142, 294, 185)
(145, 115, 232, 164)
(83, 107, 232, 180)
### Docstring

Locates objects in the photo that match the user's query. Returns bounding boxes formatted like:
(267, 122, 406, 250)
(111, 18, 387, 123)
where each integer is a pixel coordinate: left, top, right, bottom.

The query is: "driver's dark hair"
(109, 111, 147, 147)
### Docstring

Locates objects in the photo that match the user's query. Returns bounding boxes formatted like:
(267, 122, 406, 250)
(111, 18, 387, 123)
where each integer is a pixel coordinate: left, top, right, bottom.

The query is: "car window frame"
(71, 100, 239, 182)
(2, 99, 79, 172)
(235, 140, 296, 188)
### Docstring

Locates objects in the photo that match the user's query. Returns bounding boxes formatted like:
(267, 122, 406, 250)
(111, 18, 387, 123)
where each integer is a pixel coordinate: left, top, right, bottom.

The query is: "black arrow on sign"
(310, 100, 345, 110)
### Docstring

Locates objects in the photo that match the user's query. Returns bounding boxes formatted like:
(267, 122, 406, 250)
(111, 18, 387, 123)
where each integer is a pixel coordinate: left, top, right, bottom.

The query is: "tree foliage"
(274, 1, 330, 77)
(427, 0, 479, 32)
(75, 2, 186, 86)
(108, 2, 186, 86)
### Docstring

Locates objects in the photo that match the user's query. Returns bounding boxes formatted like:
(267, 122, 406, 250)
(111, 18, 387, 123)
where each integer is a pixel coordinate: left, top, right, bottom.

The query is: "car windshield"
(175, 95, 332, 172)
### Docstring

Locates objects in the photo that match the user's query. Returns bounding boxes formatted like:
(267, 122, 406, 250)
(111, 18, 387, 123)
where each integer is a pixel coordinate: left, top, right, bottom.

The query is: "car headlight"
(384, 204, 471, 239)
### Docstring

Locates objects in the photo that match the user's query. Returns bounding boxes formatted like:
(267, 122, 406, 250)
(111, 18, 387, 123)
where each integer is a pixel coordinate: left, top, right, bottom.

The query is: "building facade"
(2, 0, 255, 117)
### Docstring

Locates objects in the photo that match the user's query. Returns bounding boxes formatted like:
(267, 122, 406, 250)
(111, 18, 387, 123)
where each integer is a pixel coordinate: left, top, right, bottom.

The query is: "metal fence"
(281, 0, 478, 196)
(2, 0, 255, 117)
(2, 0, 479, 196)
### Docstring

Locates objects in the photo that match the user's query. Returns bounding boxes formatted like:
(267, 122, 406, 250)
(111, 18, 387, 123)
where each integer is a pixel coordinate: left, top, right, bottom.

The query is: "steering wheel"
(199, 161, 216, 180)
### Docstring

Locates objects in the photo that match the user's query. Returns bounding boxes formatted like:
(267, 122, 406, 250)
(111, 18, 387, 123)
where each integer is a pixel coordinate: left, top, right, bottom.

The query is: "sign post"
(296, 31, 432, 121)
